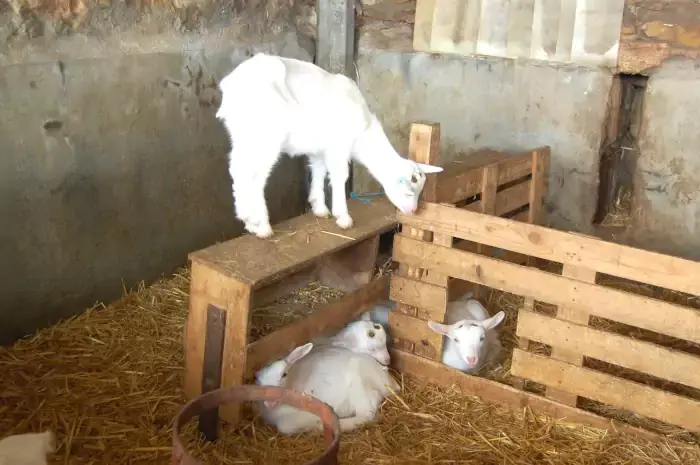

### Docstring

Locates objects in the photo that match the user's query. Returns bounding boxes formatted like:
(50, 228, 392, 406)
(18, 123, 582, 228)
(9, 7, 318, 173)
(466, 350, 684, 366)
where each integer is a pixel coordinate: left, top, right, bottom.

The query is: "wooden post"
(473, 165, 499, 301)
(390, 123, 450, 360)
(513, 148, 549, 390)
(185, 262, 252, 426)
(546, 265, 597, 405)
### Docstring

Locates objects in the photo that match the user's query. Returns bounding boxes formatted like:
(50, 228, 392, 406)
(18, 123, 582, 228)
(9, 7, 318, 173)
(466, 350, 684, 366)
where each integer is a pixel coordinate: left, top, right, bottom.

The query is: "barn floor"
(1, 267, 699, 464)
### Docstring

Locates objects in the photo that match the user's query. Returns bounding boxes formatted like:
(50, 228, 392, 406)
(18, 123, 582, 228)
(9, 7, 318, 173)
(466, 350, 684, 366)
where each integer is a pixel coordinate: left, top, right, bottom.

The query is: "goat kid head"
(338, 320, 390, 366)
(427, 311, 506, 369)
(383, 159, 443, 215)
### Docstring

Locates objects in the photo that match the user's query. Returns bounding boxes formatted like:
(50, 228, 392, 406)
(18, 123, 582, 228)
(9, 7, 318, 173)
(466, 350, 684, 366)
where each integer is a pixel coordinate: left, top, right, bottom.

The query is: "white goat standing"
(427, 298, 505, 373)
(215, 53, 443, 238)
(311, 319, 391, 366)
(255, 344, 399, 434)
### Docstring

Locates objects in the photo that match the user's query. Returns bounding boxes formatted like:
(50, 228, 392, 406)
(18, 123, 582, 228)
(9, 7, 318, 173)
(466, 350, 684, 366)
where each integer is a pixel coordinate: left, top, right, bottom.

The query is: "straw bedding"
(1, 266, 700, 464)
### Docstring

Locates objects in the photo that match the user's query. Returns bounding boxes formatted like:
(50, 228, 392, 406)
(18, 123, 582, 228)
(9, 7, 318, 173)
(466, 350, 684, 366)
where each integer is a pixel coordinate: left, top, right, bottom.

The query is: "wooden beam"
(511, 350, 700, 432)
(389, 275, 448, 321)
(396, 203, 700, 297)
(392, 235, 700, 344)
(316, 0, 355, 77)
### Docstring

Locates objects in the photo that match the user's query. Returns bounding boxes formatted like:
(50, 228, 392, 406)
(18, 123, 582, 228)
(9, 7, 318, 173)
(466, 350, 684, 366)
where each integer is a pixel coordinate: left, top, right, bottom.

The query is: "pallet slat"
(517, 310, 700, 391)
(435, 156, 533, 204)
(389, 275, 448, 321)
(392, 235, 700, 344)
(511, 350, 700, 432)
(391, 348, 660, 440)
(388, 311, 442, 359)
(463, 179, 532, 216)
(397, 203, 700, 297)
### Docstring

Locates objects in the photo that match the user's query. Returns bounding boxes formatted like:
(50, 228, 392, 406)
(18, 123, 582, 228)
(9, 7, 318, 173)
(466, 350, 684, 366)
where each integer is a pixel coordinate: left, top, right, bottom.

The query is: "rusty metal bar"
(198, 304, 226, 441)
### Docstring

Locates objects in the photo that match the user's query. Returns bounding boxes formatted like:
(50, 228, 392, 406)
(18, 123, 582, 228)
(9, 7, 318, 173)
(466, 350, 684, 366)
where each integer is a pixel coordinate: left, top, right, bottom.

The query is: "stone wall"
(0, 0, 316, 344)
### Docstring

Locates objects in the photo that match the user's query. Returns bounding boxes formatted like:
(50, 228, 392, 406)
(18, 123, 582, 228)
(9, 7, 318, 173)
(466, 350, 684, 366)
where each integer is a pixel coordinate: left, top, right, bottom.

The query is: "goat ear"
(360, 312, 371, 321)
(415, 162, 443, 174)
(285, 342, 313, 364)
(481, 311, 506, 331)
(427, 321, 451, 337)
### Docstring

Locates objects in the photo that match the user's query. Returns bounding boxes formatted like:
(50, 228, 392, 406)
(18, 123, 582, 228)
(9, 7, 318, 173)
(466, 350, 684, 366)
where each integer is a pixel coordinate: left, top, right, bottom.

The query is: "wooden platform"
(184, 196, 397, 436)
(189, 197, 397, 289)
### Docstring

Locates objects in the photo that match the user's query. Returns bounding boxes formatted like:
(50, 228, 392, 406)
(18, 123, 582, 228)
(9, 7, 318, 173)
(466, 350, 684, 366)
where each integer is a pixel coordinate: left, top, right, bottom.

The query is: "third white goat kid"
(312, 319, 390, 366)
(258, 346, 399, 434)
(215, 53, 443, 238)
(427, 298, 505, 373)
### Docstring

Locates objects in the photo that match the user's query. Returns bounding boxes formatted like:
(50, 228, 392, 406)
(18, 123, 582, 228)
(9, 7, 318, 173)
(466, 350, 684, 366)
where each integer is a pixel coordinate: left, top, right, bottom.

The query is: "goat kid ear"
(415, 162, 443, 174)
(427, 321, 451, 337)
(286, 342, 313, 364)
(481, 311, 506, 331)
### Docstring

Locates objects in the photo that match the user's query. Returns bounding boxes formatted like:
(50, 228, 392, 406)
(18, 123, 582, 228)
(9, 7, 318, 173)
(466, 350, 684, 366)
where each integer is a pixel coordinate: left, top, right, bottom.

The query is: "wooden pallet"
(184, 197, 397, 436)
(391, 149, 700, 436)
(389, 121, 549, 360)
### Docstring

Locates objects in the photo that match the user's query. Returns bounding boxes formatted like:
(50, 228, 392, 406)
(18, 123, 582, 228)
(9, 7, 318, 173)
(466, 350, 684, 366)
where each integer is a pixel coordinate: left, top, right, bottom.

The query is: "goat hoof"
(335, 215, 354, 230)
(246, 222, 274, 238)
(312, 206, 331, 218)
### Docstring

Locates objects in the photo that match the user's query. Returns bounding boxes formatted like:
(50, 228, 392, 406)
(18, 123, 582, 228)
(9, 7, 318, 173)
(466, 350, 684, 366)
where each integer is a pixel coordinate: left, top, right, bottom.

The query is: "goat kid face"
(346, 321, 391, 366)
(384, 161, 443, 215)
(428, 311, 505, 369)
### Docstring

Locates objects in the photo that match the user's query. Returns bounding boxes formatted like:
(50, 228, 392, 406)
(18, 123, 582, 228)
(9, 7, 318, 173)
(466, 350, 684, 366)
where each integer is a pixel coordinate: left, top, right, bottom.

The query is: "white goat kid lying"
(216, 53, 443, 238)
(359, 301, 394, 343)
(312, 319, 390, 366)
(427, 298, 505, 373)
(256, 345, 399, 434)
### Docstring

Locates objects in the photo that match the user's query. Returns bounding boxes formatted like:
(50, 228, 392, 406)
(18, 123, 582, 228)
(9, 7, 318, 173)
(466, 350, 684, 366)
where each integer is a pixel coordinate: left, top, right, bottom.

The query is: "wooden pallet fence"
(388, 120, 550, 361)
(395, 202, 700, 435)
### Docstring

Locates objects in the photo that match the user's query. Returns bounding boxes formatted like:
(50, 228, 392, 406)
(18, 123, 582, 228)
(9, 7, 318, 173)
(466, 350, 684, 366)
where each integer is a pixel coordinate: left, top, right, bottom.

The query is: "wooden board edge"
(390, 349, 664, 442)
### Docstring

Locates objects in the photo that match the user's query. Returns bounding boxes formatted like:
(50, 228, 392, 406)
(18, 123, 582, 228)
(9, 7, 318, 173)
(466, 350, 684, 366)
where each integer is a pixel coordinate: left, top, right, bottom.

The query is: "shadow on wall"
(0, 43, 310, 345)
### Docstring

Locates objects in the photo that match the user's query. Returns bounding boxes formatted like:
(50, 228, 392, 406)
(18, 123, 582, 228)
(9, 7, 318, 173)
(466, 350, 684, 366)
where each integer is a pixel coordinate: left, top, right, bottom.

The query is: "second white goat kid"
(216, 53, 443, 238)
(258, 345, 400, 434)
(312, 319, 390, 366)
(427, 298, 505, 373)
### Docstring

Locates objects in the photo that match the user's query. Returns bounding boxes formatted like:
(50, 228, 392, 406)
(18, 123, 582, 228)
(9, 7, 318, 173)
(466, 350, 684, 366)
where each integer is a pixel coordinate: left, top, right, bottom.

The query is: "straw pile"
(1, 265, 700, 464)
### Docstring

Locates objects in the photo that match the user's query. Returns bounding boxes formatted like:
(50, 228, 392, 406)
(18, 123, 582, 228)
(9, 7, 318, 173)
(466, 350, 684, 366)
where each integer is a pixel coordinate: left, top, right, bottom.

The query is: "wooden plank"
(474, 165, 499, 301)
(462, 179, 532, 216)
(511, 350, 700, 432)
(392, 235, 700, 344)
(388, 311, 442, 360)
(389, 275, 448, 321)
(391, 349, 662, 441)
(317, 235, 380, 292)
(518, 309, 700, 392)
(546, 265, 597, 405)
(189, 197, 397, 289)
(397, 203, 700, 297)
(245, 275, 389, 378)
(199, 305, 226, 441)
(413, 0, 437, 52)
(185, 261, 252, 425)
(527, 148, 549, 226)
(434, 156, 533, 204)
(219, 278, 252, 424)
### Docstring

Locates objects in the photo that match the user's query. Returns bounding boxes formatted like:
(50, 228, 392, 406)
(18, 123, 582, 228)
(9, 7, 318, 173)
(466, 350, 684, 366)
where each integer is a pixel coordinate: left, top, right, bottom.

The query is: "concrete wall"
(0, 2, 315, 344)
(631, 62, 700, 261)
(354, 49, 613, 233)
